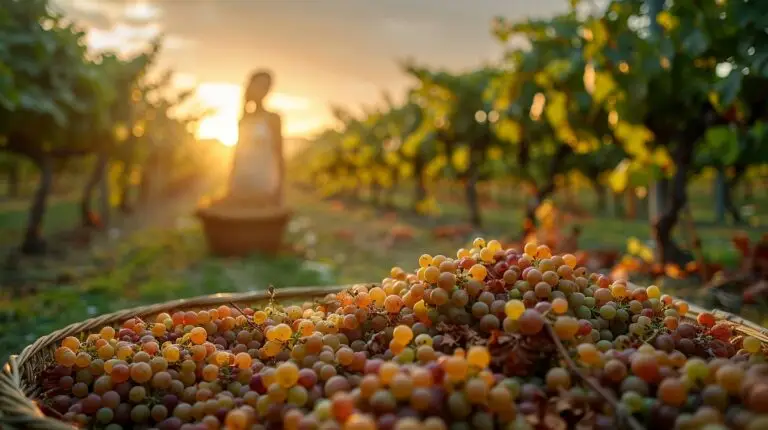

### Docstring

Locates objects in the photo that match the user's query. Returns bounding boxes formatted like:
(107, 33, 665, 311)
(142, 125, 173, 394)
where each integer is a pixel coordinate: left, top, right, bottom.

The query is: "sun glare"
(195, 82, 315, 147)
(196, 83, 240, 146)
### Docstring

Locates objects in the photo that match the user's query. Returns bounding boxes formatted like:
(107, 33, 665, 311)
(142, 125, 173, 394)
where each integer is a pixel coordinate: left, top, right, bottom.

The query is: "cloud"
(54, 0, 190, 56)
(86, 22, 162, 54)
(123, 1, 162, 22)
(51, 0, 118, 29)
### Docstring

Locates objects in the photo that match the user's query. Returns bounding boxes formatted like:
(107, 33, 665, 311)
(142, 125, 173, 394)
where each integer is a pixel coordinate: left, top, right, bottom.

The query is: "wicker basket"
(195, 197, 292, 257)
(0, 285, 344, 430)
(2, 285, 767, 430)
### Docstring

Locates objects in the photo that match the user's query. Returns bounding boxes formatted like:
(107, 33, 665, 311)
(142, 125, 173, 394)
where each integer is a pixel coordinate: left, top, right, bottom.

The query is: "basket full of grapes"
(2, 240, 768, 430)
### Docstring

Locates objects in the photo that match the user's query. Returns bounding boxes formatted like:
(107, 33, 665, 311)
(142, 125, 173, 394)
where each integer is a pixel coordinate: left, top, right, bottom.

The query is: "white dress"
(229, 115, 280, 199)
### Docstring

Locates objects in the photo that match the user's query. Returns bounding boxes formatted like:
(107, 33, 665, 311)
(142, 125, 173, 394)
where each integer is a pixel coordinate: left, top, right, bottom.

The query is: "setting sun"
(195, 82, 316, 146)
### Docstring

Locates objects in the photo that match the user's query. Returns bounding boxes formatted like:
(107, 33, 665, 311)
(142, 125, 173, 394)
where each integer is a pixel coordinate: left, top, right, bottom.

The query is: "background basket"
(195, 203, 292, 257)
(0, 285, 344, 430)
(1, 285, 767, 430)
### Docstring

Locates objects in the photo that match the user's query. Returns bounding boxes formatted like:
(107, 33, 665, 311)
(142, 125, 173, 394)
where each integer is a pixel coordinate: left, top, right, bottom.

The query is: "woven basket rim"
(2, 283, 767, 430)
(0, 285, 349, 430)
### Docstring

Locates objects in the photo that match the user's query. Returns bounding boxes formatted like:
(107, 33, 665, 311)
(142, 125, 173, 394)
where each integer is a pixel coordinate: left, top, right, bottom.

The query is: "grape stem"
(229, 302, 259, 330)
(643, 328, 661, 345)
(543, 322, 644, 430)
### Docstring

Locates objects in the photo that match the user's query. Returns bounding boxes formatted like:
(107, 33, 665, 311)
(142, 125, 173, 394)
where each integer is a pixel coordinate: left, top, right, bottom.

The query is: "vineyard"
(3, 1, 768, 429)
(0, 0, 224, 254)
(293, 0, 768, 301)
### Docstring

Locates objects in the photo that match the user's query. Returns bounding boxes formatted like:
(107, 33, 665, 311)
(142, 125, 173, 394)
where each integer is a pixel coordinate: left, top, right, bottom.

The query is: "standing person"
(228, 69, 285, 206)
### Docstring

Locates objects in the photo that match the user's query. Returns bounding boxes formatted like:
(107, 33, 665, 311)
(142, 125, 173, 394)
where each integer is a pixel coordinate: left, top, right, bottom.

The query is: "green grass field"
(0, 220, 336, 361)
(0, 178, 765, 360)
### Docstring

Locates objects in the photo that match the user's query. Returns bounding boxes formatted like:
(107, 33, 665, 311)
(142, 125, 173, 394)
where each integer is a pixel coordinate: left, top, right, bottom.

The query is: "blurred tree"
(0, 0, 116, 252)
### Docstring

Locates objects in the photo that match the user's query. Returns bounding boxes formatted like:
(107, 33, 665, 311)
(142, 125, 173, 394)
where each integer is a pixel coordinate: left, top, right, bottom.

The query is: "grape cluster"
(40, 239, 768, 430)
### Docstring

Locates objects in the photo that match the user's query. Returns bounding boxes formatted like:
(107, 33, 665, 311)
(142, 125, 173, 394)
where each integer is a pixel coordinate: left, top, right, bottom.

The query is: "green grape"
(599, 305, 616, 320)
(621, 391, 644, 412)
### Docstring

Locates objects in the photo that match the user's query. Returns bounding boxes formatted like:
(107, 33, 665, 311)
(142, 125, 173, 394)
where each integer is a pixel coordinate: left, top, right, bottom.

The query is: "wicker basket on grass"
(0, 285, 343, 430)
(1, 285, 767, 430)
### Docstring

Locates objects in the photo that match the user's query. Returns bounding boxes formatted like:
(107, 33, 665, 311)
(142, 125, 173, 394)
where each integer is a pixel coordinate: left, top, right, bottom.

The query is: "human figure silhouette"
(229, 70, 284, 206)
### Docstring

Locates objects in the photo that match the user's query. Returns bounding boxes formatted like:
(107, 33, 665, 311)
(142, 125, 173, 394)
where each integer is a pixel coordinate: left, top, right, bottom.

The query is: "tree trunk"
(98, 160, 111, 228)
(7, 163, 20, 198)
(625, 188, 637, 219)
(591, 181, 606, 214)
(465, 176, 481, 227)
(563, 176, 574, 207)
(81, 153, 109, 228)
(652, 141, 694, 265)
(370, 182, 381, 207)
(117, 139, 137, 213)
(412, 157, 426, 212)
(648, 178, 669, 222)
(21, 157, 53, 254)
(743, 179, 753, 201)
(117, 164, 132, 213)
(724, 167, 745, 224)
(465, 148, 483, 227)
(521, 144, 571, 236)
(138, 154, 154, 205)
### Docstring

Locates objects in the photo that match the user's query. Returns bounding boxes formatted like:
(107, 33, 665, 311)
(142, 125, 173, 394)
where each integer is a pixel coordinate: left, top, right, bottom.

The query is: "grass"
(286, 180, 767, 284)
(0, 221, 336, 361)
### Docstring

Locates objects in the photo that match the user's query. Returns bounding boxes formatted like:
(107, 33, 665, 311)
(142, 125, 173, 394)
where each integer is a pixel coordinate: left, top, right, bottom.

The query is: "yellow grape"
(551, 298, 568, 314)
(276, 362, 300, 387)
(536, 245, 552, 258)
(424, 266, 440, 283)
(55, 347, 76, 367)
(379, 362, 399, 385)
(646, 285, 661, 299)
(443, 356, 468, 382)
(487, 239, 502, 252)
(369, 287, 386, 307)
(563, 253, 577, 268)
(468, 264, 487, 281)
(467, 346, 490, 368)
(393, 325, 414, 344)
(99, 326, 116, 340)
(252, 311, 268, 324)
(577, 344, 600, 365)
(479, 248, 495, 263)
(61, 336, 80, 353)
(419, 254, 433, 268)
(189, 327, 207, 345)
(504, 300, 525, 320)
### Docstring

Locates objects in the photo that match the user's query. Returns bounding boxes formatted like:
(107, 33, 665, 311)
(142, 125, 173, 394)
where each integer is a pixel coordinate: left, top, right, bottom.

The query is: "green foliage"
(300, 0, 768, 243)
(0, 0, 122, 157)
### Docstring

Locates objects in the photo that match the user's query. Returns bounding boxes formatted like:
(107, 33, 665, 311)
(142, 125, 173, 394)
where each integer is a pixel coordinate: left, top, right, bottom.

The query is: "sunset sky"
(53, 0, 568, 146)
